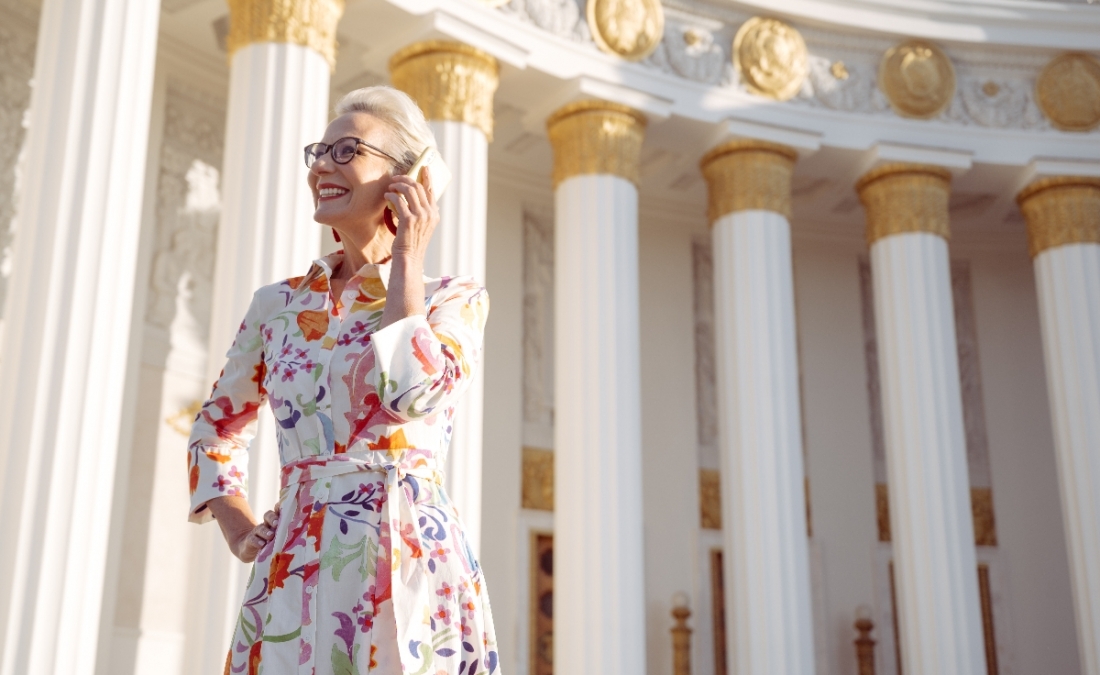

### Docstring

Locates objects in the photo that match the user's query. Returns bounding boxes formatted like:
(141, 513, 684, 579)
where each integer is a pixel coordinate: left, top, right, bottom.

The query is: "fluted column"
(389, 41, 499, 555)
(1017, 177, 1100, 675)
(856, 164, 987, 675)
(699, 140, 816, 675)
(547, 100, 647, 675)
(0, 0, 161, 673)
(187, 2, 343, 673)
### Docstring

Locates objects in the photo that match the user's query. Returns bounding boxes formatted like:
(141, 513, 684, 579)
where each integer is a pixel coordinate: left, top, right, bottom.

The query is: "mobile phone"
(386, 147, 452, 218)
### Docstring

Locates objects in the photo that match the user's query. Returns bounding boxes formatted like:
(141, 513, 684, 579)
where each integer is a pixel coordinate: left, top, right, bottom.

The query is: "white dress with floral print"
(187, 251, 499, 675)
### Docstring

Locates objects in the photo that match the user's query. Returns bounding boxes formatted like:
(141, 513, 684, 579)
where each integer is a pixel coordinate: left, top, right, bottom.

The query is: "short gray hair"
(334, 86, 436, 174)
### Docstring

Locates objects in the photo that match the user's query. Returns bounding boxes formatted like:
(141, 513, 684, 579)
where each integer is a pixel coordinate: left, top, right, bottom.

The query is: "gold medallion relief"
(586, 0, 664, 61)
(733, 17, 808, 101)
(879, 40, 956, 119)
(1036, 53, 1100, 132)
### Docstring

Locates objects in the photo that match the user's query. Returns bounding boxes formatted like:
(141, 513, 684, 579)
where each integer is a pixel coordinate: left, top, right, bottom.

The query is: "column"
(0, 0, 161, 673)
(1017, 176, 1100, 675)
(547, 100, 647, 675)
(856, 163, 987, 675)
(699, 140, 816, 675)
(389, 41, 499, 555)
(186, 2, 343, 673)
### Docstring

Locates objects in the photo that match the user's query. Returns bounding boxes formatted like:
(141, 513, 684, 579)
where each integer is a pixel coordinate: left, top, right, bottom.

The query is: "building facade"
(0, 0, 1098, 674)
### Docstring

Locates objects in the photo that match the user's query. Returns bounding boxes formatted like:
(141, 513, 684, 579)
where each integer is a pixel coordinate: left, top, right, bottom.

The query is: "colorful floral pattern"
(187, 251, 498, 675)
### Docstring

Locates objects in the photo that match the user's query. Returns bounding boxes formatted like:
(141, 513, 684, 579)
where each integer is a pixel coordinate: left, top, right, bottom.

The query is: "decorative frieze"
(1018, 177, 1100, 257)
(389, 41, 500, 141)
(225, 0, 344, 68)
(497, 2, 1073, 132)
(856, 163, 952, 245)
(546, 100, 647, 187)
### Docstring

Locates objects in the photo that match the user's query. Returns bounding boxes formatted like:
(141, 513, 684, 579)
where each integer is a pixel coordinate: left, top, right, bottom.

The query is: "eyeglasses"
(303, 137, 400, 169)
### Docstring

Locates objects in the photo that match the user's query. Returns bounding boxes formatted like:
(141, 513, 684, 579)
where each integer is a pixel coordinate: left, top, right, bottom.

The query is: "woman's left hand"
(385, 166, 439, 264)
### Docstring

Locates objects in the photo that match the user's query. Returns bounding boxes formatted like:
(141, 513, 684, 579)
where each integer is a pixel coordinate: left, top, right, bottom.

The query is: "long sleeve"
(368, 277, 489, 423)
(187, 289, 270, 523)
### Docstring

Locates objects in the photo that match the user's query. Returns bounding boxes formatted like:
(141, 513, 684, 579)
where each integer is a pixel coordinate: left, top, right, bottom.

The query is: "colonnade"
(0, 1, 1098, 675)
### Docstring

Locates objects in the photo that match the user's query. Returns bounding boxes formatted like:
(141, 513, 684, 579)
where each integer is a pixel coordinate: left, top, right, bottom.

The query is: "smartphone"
(386, 147, 452, 231)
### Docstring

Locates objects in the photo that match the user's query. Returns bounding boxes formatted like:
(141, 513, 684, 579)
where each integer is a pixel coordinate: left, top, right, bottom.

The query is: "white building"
(0, 0, 1098, 674)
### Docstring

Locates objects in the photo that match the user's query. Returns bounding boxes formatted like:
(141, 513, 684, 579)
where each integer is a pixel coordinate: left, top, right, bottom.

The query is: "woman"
(187, 86, 499, 675)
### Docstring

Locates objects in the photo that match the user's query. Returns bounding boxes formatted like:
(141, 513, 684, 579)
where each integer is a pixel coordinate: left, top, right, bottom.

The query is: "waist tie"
(279, 451, 443, 674)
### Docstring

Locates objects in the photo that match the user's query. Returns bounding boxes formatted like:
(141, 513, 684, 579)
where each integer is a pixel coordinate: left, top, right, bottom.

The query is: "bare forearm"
(379, 253, 426, 329)
(206, 495, 258, 557)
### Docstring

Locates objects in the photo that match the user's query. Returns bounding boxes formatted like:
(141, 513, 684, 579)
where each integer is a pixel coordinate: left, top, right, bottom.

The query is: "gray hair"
(334, 85, 436, 174)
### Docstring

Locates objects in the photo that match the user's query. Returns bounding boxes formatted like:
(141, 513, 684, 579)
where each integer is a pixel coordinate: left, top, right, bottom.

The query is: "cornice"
(383, 0, 1099, 170)
(690, 0, 1100, 51)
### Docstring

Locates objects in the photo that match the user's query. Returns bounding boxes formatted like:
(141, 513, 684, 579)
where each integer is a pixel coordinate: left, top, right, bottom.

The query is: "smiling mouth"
(318, 186, 349, 200)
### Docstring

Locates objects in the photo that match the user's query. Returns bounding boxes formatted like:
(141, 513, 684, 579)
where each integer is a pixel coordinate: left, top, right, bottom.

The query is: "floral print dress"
(187, 251, 499, 675)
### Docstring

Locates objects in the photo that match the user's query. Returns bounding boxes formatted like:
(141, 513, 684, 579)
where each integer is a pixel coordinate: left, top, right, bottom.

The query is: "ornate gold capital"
(389, 41, 500, 141)
(226, 0, 345, 70)
(699, 139, 797, 222)
(1017, 176, 1100, 257)
(546, 100, 647, 188)
(856, 163, 952, 245)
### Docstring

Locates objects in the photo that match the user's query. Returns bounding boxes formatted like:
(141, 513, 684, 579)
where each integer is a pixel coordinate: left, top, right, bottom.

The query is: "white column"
(389, 42, 499, 555)
(547, 101, 647, 675)
(0, 0, 161, 672)
(185, 3, 342, 673)
(1018, 176, 1100, 675)
(857, 164, 987, 675)
(700, 140, 816, 675)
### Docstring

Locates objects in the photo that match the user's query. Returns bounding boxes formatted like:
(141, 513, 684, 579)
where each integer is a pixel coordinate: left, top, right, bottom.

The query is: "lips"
(317, 183, 349, 200)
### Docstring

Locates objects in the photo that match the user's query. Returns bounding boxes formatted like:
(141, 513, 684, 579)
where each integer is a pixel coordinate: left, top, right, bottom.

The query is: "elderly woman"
(187, 86, 499, 675)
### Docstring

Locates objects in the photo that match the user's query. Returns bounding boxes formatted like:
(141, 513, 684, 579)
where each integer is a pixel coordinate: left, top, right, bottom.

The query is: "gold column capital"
(1016, 176, 1100, 257)
(546, 100, 647, 188)
(226, 0, 345, 70)
(699, 139, 797, 222)
(856, 163, 952, 245)
(389, 41, 500, 141)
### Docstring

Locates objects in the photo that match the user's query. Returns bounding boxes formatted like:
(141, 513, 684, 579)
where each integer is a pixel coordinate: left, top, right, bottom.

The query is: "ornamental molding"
(492, 0, 1092, 132)
(145, 82, 225, 351)
(733, 17, 808, 102)
(0, 17, 37, 327)
(587, 0, 664, 61)
(1036, 52, 1100, 132)
(879, 40, 956, 120)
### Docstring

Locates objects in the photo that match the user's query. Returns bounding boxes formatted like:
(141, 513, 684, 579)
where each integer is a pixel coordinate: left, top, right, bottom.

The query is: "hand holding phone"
(384, 147, 451, 235)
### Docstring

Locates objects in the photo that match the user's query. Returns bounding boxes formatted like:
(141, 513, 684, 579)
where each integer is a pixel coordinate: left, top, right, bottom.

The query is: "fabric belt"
(278, 451, 443, 675)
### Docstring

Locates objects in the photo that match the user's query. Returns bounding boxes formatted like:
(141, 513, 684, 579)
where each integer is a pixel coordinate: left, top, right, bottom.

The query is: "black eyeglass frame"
(303, 136, 401, 169)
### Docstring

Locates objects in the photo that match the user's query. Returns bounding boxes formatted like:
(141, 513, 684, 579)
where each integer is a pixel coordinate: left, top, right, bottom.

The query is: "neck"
(334, 224, 392, 278)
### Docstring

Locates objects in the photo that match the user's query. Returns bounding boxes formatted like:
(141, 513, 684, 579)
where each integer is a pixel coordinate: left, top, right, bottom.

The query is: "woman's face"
(307, 112, 398, 239)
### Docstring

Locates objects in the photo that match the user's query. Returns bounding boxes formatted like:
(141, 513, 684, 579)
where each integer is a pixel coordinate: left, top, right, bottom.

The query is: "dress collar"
(308, 250, 393, 290)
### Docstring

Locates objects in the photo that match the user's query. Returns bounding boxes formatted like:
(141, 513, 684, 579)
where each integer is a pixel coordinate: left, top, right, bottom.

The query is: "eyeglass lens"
(304, 138, 363, 168)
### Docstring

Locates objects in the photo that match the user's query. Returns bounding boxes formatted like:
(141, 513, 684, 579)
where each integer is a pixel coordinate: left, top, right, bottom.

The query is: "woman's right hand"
(233, 503, 280, 563)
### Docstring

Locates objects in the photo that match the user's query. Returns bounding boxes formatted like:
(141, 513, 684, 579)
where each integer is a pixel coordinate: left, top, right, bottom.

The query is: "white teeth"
(319, 187, 348, 198)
